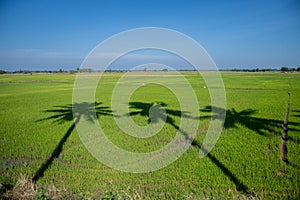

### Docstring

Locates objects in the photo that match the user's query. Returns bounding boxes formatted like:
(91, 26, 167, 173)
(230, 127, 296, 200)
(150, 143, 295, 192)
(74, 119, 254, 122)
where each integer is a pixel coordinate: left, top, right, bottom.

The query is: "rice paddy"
(0, 71, 299, 199)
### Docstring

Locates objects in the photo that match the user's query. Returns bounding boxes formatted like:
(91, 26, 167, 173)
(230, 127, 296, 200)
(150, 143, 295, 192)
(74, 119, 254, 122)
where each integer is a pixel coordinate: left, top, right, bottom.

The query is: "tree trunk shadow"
(32, 122, 76, 183)
(191, 141, 249, 193)
(32, 102, 113, 183)
(128, 101, 250, 194)
(174, 123, 249, 194)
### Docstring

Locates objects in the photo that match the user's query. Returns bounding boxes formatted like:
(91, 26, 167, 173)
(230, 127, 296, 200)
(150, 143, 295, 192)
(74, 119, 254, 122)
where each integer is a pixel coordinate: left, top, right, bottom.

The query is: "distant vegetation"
(226, 67, 300, 72)
(0, 66, 299, 74)
(0, 69, 78, 74)
(280, 66, 300, 72)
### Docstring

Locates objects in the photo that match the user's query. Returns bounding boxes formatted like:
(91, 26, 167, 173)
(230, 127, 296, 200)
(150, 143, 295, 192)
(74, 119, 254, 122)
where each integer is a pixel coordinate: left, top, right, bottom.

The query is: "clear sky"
(0, 0, 299, 71)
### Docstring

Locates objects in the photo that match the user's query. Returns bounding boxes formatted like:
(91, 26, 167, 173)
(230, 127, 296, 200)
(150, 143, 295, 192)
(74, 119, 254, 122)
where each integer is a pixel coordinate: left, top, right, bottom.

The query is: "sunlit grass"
(0, 72, 299, 199)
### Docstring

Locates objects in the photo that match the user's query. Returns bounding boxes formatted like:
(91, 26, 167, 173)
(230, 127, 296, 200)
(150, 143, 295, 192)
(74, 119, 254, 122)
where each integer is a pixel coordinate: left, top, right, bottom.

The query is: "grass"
(0, 72, 300, 199)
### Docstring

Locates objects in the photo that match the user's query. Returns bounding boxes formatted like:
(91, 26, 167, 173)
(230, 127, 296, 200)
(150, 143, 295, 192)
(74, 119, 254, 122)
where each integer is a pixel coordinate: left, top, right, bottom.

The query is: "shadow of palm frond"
(293, 110, 300, 118)
(33, 102, 113, 183)
(200, 106, 300, 136)
(38, 102, 113, 124)
(128, 101, 195, 127)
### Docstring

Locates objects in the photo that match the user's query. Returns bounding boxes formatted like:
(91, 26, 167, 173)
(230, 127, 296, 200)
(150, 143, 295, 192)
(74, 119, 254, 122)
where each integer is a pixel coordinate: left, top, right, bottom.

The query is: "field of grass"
(0, 72, 300, 199)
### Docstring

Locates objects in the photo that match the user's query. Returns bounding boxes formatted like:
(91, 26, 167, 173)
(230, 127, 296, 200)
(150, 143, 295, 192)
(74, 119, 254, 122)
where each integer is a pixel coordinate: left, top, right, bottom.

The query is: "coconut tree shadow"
(201, 106, 300, 170)
(201, 106, 300, 137)
(32, 102, 113, 183)
(128, 101, 249, 194)
(128, 101, 195, 131)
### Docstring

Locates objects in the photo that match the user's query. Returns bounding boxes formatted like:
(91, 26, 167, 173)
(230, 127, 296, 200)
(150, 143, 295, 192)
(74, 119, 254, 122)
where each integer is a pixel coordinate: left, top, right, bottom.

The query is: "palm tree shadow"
(201, 106, 300, 137)
(128, 101, 249, 194)
(128, 101, 194, 131)
(32, 102, 113, 183)
(201, 106, 300, 170)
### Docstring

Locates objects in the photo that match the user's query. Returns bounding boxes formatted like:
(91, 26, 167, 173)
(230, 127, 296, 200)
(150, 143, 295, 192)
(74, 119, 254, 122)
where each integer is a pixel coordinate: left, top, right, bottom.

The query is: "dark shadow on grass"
(200, 106, 300, 136)
(192, 141, 249, 193)
(127, 101, 249, 194)
(293, 110, 300, 118)
(288, 136, 300, 144)
(128, 101, 194, 130)
(201, 106, 300, 169)
(32, 102, 113, 183)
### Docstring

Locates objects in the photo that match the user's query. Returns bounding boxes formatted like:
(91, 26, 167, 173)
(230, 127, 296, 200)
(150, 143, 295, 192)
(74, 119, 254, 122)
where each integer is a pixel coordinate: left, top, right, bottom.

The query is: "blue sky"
(0, 0, 299, 71)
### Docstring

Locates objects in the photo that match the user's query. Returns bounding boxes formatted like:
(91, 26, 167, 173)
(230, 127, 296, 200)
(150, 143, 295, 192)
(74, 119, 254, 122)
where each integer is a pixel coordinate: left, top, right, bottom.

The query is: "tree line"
(0, 67, 299, 74)
(280, 67, 300, 72)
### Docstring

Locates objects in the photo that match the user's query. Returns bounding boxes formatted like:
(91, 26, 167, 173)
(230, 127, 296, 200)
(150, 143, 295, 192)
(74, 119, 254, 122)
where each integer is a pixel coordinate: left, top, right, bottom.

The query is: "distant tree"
(297, 67, 300, 71)
(59, 68, 63, 73)
(280, 67, 289, 72)
(162, 68, 168, 72)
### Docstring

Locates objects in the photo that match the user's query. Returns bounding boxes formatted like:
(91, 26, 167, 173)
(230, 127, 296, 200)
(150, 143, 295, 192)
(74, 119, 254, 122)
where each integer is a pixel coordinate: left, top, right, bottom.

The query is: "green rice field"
(0, 72, 300, 199)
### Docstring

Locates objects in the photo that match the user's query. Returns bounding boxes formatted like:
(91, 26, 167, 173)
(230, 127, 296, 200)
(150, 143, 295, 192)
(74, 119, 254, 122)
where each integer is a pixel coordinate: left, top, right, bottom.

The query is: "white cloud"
(16, 48, 43, 53)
